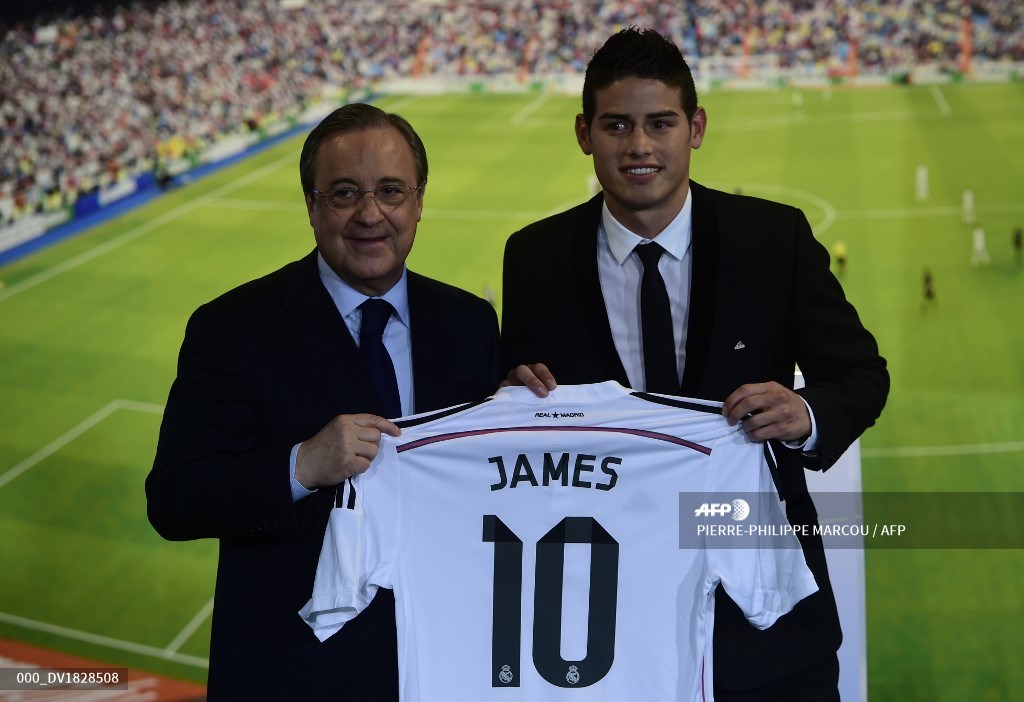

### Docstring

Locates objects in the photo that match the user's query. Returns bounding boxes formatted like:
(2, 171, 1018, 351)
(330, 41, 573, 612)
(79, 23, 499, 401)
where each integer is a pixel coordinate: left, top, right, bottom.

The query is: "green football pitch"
(1, 85, 1022, 700)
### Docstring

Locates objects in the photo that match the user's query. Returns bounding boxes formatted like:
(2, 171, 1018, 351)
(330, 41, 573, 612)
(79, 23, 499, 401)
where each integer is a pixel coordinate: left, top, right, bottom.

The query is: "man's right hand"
(295, 414, 401, 489)
(501, 363, 558, 397)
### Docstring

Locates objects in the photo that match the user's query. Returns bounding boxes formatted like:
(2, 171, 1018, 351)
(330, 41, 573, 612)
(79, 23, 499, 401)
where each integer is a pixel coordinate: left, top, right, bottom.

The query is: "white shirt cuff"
(290, 442, 317, 502)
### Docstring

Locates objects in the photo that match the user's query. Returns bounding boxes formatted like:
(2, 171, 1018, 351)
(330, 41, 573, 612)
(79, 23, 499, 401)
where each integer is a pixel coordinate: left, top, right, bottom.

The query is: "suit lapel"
(680, 181, 719, 395)
(574, 195, 630, 386)
(283, 250, 383, 414)
(407, 272, 451, 413)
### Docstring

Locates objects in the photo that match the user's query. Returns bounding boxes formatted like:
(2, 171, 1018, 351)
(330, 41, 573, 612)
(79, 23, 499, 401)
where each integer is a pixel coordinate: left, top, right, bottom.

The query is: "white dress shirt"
(596, 190, 817, 451)
(597, 191, 693, 391)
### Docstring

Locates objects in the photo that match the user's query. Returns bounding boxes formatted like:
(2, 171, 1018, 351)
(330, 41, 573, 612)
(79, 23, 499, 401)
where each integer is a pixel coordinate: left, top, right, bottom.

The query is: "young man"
(922, 266, 936, 310)
(962, 187, 976, 224)
(502, 28, 888, 700)
(971, 225, 991, 266)
(147, 104, 501, 699)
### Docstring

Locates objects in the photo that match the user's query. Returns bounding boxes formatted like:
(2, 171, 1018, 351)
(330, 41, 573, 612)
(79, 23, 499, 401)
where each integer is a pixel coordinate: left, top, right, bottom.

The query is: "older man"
(147, 104, 501, 699)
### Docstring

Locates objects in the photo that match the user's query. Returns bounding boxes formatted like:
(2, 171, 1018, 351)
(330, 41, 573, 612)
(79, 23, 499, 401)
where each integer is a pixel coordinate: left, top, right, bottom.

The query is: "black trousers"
(714, 654, 840, 702)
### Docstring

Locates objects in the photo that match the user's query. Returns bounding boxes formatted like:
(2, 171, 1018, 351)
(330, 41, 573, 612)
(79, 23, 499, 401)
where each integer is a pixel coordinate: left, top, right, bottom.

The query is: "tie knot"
(635, 242, 665, 270)
(359, 298, 394, 338)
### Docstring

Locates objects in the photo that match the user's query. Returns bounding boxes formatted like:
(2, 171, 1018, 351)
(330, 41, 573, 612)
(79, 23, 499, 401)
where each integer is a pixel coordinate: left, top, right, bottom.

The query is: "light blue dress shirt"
(289, 253, 414, 501)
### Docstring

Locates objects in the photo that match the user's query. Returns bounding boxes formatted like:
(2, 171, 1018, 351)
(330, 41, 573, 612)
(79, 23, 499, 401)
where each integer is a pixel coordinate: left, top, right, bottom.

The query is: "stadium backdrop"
(0, 85, 1022, 702)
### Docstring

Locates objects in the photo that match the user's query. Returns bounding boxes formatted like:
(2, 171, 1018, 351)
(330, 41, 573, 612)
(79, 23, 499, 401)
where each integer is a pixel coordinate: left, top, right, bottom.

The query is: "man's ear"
(689, 107, 707, 149)
(304, 192, 315, 225)
(414, 182, 425, 223)
(575, 114, 593, 155)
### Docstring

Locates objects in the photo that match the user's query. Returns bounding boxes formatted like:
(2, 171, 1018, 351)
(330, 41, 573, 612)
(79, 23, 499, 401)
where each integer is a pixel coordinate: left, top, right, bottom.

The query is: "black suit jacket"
(501, 183, 888, 690)
(147, 251, 501, 700)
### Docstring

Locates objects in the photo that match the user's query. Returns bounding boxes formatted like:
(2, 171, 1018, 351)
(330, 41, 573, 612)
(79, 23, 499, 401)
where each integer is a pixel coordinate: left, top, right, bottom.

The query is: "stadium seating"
(1, 0, 1021, 227)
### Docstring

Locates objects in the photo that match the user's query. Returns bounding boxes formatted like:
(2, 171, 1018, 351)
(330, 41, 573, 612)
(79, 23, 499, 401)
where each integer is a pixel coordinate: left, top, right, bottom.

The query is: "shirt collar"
(316, 252, 411, 328)
(600, 188, 693, 265)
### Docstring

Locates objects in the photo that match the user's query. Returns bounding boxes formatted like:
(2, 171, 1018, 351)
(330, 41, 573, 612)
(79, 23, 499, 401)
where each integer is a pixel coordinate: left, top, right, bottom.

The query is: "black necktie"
(635, 242, 678, 394)
(358, 298, 402, 418)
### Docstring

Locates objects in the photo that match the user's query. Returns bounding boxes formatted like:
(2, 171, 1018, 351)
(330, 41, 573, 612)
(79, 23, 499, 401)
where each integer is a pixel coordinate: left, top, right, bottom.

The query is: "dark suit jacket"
(501, 183, 888, 690)
(146, 250, 501, 700)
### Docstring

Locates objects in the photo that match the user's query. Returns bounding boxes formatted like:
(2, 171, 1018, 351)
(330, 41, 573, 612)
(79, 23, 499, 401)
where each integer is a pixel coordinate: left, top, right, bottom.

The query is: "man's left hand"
(501, 363, 557, 397)
(722, 382, 810, 443)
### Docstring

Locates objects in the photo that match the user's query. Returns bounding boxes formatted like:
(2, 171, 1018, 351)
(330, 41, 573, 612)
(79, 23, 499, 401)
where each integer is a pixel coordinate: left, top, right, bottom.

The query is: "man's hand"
(722, 382, 811, 443)
(295, 414, 401, 489)
(501, 363, 558, 397)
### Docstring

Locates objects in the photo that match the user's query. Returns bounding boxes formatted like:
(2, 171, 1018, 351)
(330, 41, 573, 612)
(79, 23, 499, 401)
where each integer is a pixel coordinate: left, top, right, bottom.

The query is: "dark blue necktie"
(358, 298, 402, 418)
(635, 242, 678, 394)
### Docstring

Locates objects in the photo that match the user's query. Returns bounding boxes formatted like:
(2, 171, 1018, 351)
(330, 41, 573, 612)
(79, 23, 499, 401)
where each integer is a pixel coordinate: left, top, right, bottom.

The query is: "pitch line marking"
(546, 197, 590, 218)
(206, 198, 554, 221)
(204, 197, 1024, 223)
(714, 110, 915, 131)
(192, 198, 305, 212)
(838, 202, 1024, 219)
(930, 86, 952, 116)
(383, 95, 422, 112)
(711, 183, 837, 235)
(862, 440, 1024, 459)
(0, 399, 164, 490)
(0, 152, 297, 303)
(165, 597, 214, 656)
(2, 163, 1017, 303)
(0, 610, 209, 668)
(425, 207, 550, 220)
(511, 92, 552, 126)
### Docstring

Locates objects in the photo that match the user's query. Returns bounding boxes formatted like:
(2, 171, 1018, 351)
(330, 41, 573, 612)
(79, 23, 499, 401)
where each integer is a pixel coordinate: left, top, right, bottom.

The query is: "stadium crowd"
(1, 0, 1022, 227)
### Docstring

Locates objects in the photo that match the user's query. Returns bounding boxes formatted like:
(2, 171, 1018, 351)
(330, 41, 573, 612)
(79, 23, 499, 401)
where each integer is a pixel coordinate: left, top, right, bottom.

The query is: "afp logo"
(694, 499, 750, 521)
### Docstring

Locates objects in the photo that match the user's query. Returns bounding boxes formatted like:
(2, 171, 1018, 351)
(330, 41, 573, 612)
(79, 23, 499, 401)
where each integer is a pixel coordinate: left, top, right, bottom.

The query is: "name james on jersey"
(489, 452, 620, 492)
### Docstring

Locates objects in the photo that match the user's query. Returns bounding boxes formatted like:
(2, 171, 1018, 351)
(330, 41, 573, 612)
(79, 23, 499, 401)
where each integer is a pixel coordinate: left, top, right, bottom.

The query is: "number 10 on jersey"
(482, 515, 619, 688)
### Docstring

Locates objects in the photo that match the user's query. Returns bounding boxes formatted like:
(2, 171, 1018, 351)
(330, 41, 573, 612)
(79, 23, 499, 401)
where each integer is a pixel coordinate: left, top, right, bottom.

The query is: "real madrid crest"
(566, 665, 580, 685)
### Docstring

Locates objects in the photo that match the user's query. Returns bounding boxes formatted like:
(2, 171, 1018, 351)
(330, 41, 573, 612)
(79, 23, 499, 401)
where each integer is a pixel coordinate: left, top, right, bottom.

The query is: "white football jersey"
(300, 381, 817, 701)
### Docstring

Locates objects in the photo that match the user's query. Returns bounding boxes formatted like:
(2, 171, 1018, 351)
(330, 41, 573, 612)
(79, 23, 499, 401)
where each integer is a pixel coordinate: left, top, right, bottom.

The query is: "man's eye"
(331, 189, 360, 201)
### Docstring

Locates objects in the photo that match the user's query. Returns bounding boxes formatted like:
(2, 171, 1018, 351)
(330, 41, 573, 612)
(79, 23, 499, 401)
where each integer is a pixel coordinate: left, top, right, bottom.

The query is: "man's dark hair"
(582, 27, 698, 125)
(299, 103, 428, 194)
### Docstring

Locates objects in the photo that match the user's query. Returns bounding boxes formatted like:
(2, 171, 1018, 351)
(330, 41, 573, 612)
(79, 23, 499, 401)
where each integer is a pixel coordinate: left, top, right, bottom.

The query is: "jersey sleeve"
(298, 439, 401, 642)
(706, 434, 819, 630)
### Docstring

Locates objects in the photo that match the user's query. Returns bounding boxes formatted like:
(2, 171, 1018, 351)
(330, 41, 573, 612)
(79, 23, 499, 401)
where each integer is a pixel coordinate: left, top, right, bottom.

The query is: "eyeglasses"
(310, 184, 423, 211)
